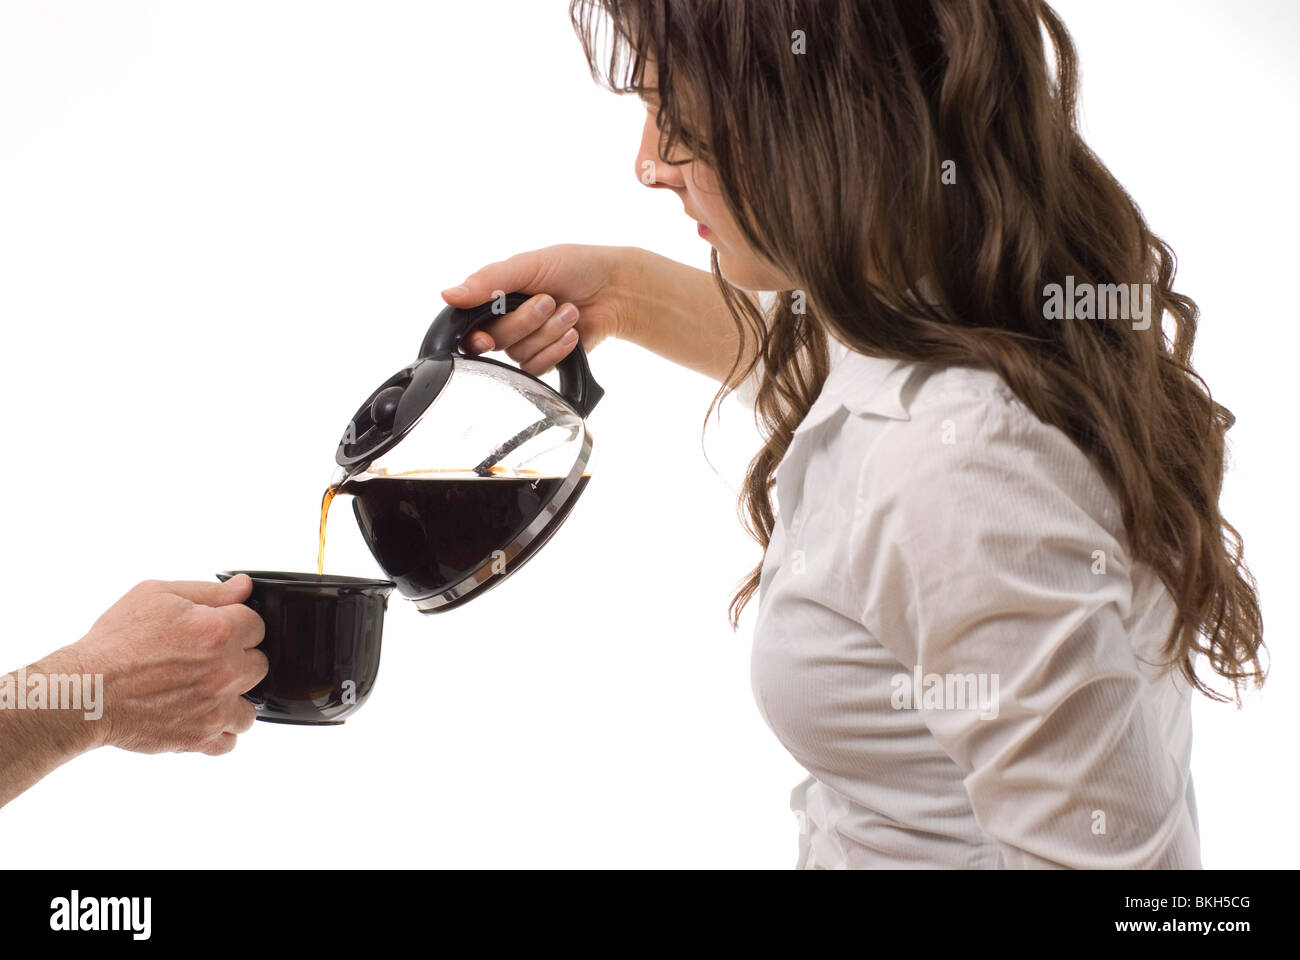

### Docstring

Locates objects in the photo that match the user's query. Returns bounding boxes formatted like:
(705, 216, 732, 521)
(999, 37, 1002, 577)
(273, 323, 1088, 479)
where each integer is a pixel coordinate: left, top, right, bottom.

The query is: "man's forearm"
(0, 647, 101, 809)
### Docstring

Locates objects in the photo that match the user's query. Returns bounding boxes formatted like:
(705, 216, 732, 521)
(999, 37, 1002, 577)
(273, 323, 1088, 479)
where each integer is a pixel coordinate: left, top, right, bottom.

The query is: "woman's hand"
(439, 244, 642, 377)
(440, 244, 751, 383)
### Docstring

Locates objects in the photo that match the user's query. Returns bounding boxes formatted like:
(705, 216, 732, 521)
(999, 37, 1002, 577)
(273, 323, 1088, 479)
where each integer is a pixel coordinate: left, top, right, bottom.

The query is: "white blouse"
(737, 339, 1201, 869)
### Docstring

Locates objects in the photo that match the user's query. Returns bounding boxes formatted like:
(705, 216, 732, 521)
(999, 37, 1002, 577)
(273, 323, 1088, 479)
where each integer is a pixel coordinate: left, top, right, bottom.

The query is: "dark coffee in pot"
(318, 472, 590, 612)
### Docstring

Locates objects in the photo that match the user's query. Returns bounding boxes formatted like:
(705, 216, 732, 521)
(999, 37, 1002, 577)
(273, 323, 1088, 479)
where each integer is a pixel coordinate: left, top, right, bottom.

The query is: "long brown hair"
(571, 0, 1265, 702)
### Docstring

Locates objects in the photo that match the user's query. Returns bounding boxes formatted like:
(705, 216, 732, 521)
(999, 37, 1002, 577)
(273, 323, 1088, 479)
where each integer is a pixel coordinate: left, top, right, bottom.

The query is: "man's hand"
(73, 575, 268, 756)
(0, 575, 269, 809)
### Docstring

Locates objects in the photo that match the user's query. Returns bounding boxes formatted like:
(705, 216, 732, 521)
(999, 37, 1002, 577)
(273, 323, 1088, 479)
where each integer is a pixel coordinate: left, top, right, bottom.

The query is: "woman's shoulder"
(851, 357, 1129, 546)
(870, 358, 1082, 461)
(896, 359, 1025, 421)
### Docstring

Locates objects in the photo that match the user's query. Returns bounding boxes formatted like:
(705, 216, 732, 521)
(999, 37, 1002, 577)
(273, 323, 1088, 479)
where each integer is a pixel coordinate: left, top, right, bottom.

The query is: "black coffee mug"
(216, 571, 395, 725)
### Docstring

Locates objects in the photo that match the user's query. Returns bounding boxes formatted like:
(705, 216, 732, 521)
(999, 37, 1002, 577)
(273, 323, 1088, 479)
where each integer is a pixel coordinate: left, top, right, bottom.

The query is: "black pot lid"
(335, 355, 453, 472)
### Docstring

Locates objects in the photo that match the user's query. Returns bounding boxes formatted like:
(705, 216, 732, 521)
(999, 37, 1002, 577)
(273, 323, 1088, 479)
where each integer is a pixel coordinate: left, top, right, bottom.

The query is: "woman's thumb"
(440, 251, 547, 306)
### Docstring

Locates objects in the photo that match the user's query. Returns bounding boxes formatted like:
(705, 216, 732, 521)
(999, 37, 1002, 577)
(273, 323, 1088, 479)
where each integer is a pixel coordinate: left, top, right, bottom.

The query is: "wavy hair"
(571, 0, 1265, 702)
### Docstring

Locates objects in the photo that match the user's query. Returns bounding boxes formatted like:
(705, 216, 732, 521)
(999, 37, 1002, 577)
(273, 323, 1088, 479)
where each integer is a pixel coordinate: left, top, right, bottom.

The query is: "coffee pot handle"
(419, 292, 605, 418)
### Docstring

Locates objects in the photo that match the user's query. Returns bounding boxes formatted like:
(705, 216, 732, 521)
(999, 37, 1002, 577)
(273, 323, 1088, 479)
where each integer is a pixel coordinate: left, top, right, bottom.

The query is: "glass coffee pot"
(329, 293, 604, 613)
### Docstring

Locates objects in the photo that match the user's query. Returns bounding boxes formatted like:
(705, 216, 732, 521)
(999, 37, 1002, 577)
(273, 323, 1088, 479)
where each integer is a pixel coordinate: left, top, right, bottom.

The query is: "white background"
(0, 0, 1295, 868)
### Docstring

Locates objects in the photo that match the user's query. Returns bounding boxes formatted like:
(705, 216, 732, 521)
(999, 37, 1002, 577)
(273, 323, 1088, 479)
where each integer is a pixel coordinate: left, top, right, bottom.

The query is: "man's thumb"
(165, 574, 253, 607)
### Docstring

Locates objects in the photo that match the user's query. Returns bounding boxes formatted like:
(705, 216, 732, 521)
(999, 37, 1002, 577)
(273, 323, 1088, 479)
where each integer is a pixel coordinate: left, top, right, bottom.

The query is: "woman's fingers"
(506, 302, 580, 368)
(471, 293, 555, 353)
(463, 293, 575, 358)
(519, 326, 581, 377)
(465, 329, 495, 354)
(438, 247, 600, 366)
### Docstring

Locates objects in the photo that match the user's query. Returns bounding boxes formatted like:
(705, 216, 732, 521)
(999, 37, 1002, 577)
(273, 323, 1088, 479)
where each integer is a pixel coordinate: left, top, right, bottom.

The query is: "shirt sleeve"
(848, 391, 1200, 869)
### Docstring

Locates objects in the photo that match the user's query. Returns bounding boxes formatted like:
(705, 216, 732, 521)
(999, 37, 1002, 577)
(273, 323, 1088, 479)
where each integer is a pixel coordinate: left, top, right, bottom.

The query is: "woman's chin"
(717, 252, 791, 293)
(715, 252, 755, 290)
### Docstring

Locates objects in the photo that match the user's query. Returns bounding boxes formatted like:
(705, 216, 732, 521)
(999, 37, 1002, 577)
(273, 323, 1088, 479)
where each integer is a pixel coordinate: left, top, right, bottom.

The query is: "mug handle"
(216, 572, 266, 707)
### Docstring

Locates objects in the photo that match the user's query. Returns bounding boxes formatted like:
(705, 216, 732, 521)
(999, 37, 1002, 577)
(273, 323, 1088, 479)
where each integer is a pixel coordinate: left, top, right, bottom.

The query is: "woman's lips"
(697, 222, 711, 238)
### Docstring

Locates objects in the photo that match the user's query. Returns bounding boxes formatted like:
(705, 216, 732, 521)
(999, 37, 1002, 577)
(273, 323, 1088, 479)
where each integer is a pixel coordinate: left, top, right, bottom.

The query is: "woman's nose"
(635, 112, 685, 190)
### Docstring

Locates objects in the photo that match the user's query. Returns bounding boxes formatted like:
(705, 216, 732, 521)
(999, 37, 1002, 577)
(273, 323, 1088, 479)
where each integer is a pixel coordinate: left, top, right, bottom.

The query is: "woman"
(440, 0, 1265, 868)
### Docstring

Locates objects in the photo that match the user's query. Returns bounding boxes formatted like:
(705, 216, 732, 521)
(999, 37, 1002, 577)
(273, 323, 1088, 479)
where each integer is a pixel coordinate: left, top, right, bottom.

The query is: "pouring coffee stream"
(317, 293, 604, 612)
